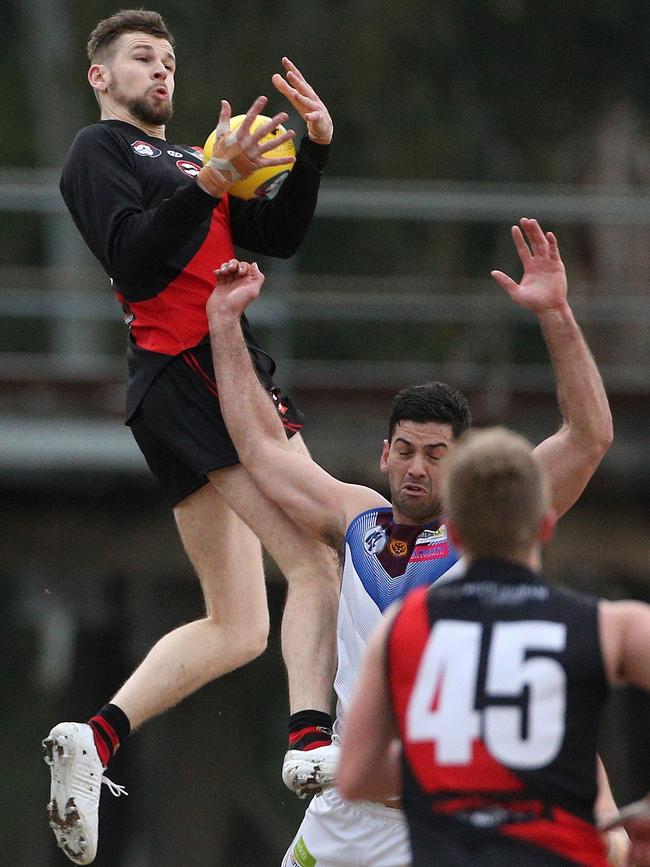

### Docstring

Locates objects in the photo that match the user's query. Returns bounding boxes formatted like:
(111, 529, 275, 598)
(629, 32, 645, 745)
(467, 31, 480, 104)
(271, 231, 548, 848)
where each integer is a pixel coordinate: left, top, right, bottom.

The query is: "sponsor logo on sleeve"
(166, 149, 183, 158)
(131, 140, 162, 158)
(176, 159, 201, 177)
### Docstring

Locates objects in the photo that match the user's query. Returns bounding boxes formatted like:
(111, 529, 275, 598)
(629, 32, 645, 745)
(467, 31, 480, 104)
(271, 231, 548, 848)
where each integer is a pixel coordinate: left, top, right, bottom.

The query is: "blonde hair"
(443, 426, 550, 559)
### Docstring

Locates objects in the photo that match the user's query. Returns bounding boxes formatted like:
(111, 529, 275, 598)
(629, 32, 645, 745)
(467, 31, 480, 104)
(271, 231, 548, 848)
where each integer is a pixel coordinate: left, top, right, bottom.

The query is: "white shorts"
(281, 788, 412, 867)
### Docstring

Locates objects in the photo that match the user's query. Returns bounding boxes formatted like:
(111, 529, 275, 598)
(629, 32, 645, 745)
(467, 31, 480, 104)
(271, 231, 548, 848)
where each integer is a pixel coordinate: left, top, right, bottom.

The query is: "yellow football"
(203, 114, 296, 199)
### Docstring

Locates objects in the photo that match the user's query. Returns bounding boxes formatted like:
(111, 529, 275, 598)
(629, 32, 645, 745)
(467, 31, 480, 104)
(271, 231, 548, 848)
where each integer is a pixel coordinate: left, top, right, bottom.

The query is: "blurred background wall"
(1, 0, 649, 864)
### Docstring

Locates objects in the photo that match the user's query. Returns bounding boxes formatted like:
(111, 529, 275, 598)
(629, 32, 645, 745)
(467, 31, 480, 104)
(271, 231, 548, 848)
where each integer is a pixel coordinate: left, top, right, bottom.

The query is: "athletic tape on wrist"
(196, 165, 230, 197)
(205, 156, 241, 181)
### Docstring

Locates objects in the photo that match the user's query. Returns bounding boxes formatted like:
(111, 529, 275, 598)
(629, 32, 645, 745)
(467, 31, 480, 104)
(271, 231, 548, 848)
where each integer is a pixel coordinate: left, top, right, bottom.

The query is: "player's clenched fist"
(207, 259, 265, 322)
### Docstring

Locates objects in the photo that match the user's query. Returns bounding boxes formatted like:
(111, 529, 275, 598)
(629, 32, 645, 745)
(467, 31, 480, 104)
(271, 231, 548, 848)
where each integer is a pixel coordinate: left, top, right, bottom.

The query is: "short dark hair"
(387, 381, 471, 441)
(87, 9, 174, 62)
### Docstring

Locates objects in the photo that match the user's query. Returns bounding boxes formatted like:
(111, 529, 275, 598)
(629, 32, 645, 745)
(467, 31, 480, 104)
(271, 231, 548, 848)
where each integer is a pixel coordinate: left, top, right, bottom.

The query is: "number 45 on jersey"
(406, 620, 567, 770)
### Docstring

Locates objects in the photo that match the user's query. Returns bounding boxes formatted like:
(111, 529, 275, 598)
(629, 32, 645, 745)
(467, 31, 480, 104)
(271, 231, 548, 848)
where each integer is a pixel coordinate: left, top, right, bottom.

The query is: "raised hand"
(207, 259, 265, 322)
(491, 217, 568, 314)
(272, 57, 333, 145)
(214, 96, 296, 174)
(198, 97, 295, 197)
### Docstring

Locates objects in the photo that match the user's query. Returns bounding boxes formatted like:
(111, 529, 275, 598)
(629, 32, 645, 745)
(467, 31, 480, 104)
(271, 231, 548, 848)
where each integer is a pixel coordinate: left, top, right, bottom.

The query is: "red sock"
(288, 710, 333, 751)
(88, 703, 131, 767)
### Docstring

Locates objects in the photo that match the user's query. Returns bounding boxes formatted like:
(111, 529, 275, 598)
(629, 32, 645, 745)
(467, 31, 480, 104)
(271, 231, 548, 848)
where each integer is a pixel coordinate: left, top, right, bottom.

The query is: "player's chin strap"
(197, 119, 258, 198)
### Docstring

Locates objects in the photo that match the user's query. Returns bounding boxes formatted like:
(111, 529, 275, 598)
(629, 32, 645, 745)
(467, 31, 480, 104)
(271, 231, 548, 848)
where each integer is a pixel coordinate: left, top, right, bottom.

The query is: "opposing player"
(338, 426, 650, 867)
(206, 218, 614, 866)
(43, 9, 340, 865)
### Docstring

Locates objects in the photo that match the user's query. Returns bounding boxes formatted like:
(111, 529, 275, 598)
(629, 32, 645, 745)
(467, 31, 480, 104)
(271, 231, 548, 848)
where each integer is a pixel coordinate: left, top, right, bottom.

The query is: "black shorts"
(128, 343, 304, 506)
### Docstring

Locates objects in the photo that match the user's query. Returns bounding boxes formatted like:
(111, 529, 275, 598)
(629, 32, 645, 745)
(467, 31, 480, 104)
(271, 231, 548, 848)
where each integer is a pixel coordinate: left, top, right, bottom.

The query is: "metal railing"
(1, 171, 649, 471)
(0, 270, 649, 390)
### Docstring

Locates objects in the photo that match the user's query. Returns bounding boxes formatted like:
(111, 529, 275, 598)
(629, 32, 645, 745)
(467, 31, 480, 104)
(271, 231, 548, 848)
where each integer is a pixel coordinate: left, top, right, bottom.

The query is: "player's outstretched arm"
(338, 613, 402, 802)
(491, 218, 613, 520)
(207, 260, 384, 546)
(228, 58, 332, 258)
(272, 57, 333, 145)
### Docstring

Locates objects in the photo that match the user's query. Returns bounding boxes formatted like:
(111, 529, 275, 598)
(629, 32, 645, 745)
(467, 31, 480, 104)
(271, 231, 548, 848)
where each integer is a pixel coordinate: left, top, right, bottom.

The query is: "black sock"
(288, 709, 333, 751)
(88, 703, 131, 767)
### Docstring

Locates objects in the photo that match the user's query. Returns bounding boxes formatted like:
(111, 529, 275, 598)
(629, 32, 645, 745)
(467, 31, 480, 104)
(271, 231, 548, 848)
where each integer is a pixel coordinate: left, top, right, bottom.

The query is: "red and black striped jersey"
(60, 120, 328, 417)
(387, 558, 610, 866)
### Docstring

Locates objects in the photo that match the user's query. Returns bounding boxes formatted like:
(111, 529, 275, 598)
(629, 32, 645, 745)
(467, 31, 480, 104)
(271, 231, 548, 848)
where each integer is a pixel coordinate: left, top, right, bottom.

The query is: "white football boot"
(43, 722, 127, 864)
(282, 742, 340, 798)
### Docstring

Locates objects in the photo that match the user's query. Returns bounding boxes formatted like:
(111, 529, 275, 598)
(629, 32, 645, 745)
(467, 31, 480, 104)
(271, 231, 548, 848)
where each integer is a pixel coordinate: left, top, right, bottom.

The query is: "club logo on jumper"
(388, 538, 409, 557)
(176, 159, 201, 177)
(131, 140, 162, 158)
(166, 149, 183, 158)
(363, 526, 387, 555)
(415, 526, 447, 546)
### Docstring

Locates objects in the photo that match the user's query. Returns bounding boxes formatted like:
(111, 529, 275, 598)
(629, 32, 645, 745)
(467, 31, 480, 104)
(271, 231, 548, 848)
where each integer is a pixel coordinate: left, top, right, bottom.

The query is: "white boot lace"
(101, 775, 128, 797)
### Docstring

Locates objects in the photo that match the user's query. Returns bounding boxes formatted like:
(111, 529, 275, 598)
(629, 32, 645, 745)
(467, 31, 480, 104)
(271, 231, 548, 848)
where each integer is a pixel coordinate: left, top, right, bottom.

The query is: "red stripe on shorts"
(182, 350, 220, 399)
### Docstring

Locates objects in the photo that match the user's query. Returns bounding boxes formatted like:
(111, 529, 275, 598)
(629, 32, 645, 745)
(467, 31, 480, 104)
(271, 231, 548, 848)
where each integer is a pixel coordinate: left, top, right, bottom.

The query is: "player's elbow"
(270, 224, 309, 259)
(599, 413, 614, 453)
(107, 258, 150, 292)
(585, 414, 614, 463)
(567, 412, 614, 464)
(272, 240, 301, 259)
(593, 403, 614, 453)
(337, 765, 364, 801)
(337, 746, 382, 802)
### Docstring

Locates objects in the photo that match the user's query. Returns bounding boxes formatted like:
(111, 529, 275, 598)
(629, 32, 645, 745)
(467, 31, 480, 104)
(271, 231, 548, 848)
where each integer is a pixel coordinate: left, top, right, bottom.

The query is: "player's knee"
(212, 615, 268, 666)
(242, 620, 269, 661)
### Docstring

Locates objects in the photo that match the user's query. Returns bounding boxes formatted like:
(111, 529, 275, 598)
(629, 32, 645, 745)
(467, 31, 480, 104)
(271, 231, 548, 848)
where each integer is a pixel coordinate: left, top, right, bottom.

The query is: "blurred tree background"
(1, 1, 649, 865)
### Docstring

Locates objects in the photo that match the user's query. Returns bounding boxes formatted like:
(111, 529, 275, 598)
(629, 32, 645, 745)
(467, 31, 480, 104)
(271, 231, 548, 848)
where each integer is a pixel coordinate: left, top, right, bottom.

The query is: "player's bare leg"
(44, 480, 270, 864)
(282, 434, 340, 714)
(279, 436, 341, 796)
(208, 441, 341, 797)
(43, 452, 341, 864)
(112, 481, 270, 727)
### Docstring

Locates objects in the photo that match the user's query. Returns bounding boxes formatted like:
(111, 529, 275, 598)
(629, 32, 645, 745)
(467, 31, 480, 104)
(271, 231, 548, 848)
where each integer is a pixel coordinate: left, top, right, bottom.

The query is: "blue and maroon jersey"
(333, 506, 463, 736)
(60, 120, 328, 417)
(387, 558, 610, 866)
